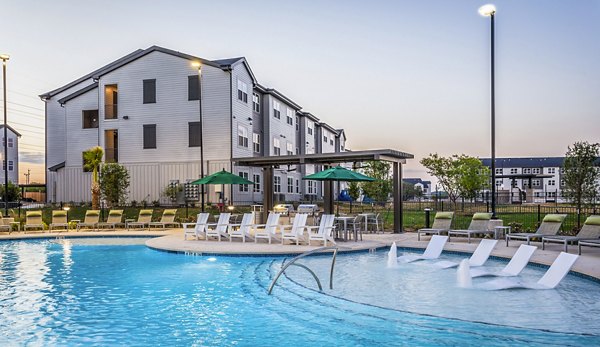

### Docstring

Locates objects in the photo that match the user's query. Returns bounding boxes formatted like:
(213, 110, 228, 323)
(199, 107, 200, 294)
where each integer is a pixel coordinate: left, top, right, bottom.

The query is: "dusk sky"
(2, 0, 599, 184)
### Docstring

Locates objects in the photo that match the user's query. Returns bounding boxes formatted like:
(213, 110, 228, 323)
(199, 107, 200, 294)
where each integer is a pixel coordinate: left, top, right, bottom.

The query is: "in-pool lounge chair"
(480, 252, 578, 290)
(417, 212, 454, 241)
(49, 210, 70, 231)
(281, 213, 309, 245)
(127, 210, 154, 231)
(183, 213, 210, 240)
(434, 239, 498, 269)
(448, 213, 494, 243)
(77, 210, 100, 231)
(506, 214, 566, 246)
(98, 210, 124, 230)
(229, 213, 255, 243)
(470, 244, 537, 278)
(206, 213, 231, 241)
(24, 211, 45, 232)
(254, 213, 282, 244)
(307, 214, 336, 246)
(542, 215, 600, 252)
(398, 235, 448, 263)
(149, 209, 179, 230)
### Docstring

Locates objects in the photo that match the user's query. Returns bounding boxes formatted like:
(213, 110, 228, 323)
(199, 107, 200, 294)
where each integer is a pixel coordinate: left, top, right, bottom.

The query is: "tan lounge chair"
(49, 210, 70, 231)
(448, 213, 493, 243)
(417, 212, 454, 241)
(506, 214, 566, 246)
(77, 210, 100, 231)
(128, 209, 153, 230)
(542, 215, 600, 252)
(149, 209, 179, 230)
(98, 210, 124, 230)
(24, 211, 45, 232)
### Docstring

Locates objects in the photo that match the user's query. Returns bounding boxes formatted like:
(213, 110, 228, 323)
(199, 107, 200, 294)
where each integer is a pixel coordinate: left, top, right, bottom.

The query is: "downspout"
(229, 70, 234, 205)
(44, 101, 48, 202)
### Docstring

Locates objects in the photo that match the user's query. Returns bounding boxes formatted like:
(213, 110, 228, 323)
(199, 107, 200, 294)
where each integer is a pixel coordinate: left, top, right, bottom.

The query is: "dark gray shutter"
(143, 124, 157, 149)
(189, 122, 201, 147)
(188, 75, 199, 100)
(143, 79, 156, 104)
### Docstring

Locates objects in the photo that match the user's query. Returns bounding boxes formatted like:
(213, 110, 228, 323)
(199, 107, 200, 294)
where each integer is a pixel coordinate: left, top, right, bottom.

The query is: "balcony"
(105, 104, 118, 119)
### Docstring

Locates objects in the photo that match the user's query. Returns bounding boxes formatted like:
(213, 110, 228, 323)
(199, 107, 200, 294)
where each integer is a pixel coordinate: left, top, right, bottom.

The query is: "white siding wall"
(0, 129, 20, 184)
(64, 90, 98, 167)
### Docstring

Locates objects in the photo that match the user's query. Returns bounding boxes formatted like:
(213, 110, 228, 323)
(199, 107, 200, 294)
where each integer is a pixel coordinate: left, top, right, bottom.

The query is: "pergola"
(233, 149, 414, 233)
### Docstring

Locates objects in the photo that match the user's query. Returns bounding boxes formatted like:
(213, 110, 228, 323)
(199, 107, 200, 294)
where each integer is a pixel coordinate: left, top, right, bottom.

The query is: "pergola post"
(323, 165, 334, 215)
(263, 166, 274, 223)
(392, 161, 403, 233)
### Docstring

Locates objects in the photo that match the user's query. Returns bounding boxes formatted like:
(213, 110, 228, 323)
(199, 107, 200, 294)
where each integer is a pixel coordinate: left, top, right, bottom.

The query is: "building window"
(286, 108, 294, 125)
(104, 84, 118, 119)
(330, 139, 334, 146)
(534, 192, 541, 198)
(548, 168, 556, 174)
(252, 93, 260, 112)
(295, 179, 300, 193)
(495, 168, 502, 175)
(188, 75, 199, 100)
(273, 138, 281, 155)
(523, 168, 531, 174)
(296, 147, 299, 155)
(238, 126, 249, 148)
(295, 116, 299, 131)
(308, 180, 315, 194)
(307, 124, 313, 135)
(324, 135, 328, 143)
(253, 133, 260, 153)
(143, 79, 156, 104)
(560, 179, 565, 186)
(287, 177, 294, 193)
(8, 160, 13, 171)
(523, 180, 530, 189)
(189, 122, 201, 147)
(532, 168, 541, 174)
(511, 180, 518, 188)
(253, 174, 261, 192)
(82, 110, 99, 129)
(532, 179, 541, 186)
(495, 179, 502, 187)
(548, 179, 556, 186)
(273, 101, 281, 119)
(548, 191, 557, 198)
(274, 176, 281, 193)
(286, 142, 293, 156)
(7, 138, 13, 148)
(238, 172, 249, 192)
(510, 168, 518, 174)
(143, 124, 157, 149)
(237, 80, 248, 103)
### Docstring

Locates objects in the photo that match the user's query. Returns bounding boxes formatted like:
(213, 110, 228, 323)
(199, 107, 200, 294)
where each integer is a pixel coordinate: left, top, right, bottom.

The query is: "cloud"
(19, 151, 45, 164)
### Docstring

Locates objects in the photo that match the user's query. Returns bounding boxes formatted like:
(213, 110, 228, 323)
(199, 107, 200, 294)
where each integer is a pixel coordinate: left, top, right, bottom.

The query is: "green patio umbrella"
(302, 166, 375, 182)
(191, 169, 254, 210)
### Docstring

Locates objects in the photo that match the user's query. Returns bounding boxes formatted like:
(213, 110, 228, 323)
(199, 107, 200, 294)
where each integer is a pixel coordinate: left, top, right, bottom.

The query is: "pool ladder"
(268, 246, 346, 295)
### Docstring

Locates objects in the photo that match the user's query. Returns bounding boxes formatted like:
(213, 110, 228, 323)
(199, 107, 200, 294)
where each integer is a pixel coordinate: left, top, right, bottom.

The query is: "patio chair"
(505, 214, 566, 246)
(307, 214, 336, 246)
(417, 212, 454, 241)
(49, 210, 70, 231)
(127, 209, 154, 231)
(149, 209, 180, 230)
(448, 213, 494, 243)
(434, 239, 498, 269)
(367, 213, 384, 233)
(470, 244, 537, 278)
(76, 210, 100, 231)
(254, 213, 282, 244)
(206, 213, 231, 241)
(542, 215, 600, 252)
(397, 235, 448, 263)
(24, 211, 45, 232)
(479, 252, 578, 290)
(346, 215, 365, 241)
(98, 210, 124, 230)
(183, 213, 210, 240)
(229, 213, 255, 243)
(0, 217, 13, 233)
(281, 213, 309, 245)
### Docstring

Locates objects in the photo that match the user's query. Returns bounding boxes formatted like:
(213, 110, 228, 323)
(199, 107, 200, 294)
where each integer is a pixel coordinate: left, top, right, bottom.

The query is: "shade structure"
(302, 166, 375, 182)
(191, 169, 254, 185)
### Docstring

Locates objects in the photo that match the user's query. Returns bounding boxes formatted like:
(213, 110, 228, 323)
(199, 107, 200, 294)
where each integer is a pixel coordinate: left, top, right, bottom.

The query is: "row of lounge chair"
(184, 212, 337, 246)
(418, 212, 600, 254)
(14, 209, 180, 232)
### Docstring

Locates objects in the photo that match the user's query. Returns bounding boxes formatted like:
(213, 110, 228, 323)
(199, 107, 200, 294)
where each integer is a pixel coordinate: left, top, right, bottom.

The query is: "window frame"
(143, 124, 157, 149)
(237, 125, 249, 148)
(188, 122, 201, 147)
(273, 100, 281, 119)
(253, 133, 260, 153)
(188, 75, 199, 101)
(143, 79, 156, 104)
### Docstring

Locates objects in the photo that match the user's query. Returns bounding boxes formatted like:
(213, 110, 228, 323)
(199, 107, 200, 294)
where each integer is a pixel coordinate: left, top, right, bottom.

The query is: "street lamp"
(1, 54, 10, 217)
(191, 61, 205, 212)
(479, 4, 497, 218)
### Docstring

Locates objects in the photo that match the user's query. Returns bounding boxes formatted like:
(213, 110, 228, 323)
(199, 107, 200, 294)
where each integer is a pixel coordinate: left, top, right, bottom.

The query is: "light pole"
(479, 4, 497, 218)
(191, 61, 205, 212)
(1, 54, 9, 217)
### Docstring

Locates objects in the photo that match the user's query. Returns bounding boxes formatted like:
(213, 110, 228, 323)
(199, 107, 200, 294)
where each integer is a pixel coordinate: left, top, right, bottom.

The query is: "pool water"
(0, 239, 598, 346)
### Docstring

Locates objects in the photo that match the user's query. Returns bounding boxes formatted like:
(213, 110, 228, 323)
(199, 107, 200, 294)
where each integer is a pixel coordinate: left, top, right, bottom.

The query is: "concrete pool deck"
(1, 229, 599, 280)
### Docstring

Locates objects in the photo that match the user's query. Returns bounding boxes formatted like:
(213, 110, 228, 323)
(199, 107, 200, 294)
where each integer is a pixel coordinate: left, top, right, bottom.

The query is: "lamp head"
(478, 4, 496, 16)
(191, 61, 201, 69)
(63, 207, 71, 211)
(0, 54, 9, 62)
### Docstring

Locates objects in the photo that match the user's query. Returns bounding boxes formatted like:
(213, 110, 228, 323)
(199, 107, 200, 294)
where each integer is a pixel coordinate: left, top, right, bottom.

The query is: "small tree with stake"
(99, 163, 130, 207)
(562, 141, 600, 227)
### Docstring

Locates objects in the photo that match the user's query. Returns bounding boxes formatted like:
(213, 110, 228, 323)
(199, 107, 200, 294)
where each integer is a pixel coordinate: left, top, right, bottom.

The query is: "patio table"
(334, 216, 355, 241)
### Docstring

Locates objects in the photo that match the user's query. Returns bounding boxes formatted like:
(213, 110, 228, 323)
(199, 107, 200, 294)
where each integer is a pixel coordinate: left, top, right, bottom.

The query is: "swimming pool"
(0, 238, 598, 346)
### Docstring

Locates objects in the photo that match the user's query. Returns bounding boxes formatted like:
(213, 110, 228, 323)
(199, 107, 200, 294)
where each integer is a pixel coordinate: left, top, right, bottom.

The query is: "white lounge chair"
(183, 213, 210, 240)
(434, 239, 498, 269)
(281, 213, 309, 245)
(417, 212, 454, 241)
(254, 213, 281, 244)
(448, 213, 494, 243)
(229, 213, 255, 243)
(398, 235, 448, 263)
(307, 214, 336, 246)
(470, 244, 537, 278)
(479, 252, 578, 290)
(206, 213, 231, 241)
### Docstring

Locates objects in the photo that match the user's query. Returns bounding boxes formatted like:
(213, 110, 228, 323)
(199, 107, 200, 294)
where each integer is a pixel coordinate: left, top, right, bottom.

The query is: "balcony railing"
(105, 147, 118, 163)
(105, 104, 118, 119)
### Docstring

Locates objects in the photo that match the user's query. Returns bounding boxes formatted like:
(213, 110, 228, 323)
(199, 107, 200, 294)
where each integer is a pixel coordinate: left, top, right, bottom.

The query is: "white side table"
(494, 226, 511, 240)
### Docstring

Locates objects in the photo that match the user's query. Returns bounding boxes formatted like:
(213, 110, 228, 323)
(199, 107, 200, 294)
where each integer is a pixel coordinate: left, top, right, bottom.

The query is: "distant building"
(403, 178, 431, 196)
(0, 125, 20, 184)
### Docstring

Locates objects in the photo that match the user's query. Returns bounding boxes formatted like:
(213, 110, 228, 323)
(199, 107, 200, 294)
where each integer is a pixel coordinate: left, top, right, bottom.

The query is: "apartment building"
(40, 46, 346, 205)
(0, 125, 20, 184)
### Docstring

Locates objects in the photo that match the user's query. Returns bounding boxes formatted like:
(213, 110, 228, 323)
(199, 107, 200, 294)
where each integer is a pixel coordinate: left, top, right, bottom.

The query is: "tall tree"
(361, 161, 392, 204)
(99, 163, 130, 207)
(562, 141, 600, 212)
(83, 146, 104, 209)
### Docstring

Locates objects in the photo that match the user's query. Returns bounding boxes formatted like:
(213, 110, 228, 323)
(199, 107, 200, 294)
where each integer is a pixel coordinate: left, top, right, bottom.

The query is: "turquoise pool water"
(0, 238, 598, 346)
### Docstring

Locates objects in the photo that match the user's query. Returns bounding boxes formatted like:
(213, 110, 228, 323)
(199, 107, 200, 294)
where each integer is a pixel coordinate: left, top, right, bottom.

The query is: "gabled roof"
(48, 161, 65, 172)
(318, 122, 337, 134)
(256, 84, 302, 110)
(336, 129, 346, 140)
(57, 83, 98, 105)
(39, 49, 144, 100)
(297, 111, 319, 122)
(0, 124, 22, 137)
(215, 57, 258, 85)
